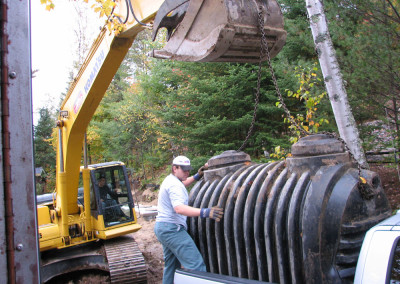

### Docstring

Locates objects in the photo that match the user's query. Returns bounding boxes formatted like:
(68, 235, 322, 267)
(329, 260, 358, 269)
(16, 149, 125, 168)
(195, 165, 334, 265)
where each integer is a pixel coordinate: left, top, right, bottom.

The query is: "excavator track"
(104, 235, 147, 283)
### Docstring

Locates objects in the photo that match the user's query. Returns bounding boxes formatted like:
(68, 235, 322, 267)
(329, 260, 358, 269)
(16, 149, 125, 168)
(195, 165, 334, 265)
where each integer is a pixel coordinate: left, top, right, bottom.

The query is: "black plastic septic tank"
(187, 134, 391, 283)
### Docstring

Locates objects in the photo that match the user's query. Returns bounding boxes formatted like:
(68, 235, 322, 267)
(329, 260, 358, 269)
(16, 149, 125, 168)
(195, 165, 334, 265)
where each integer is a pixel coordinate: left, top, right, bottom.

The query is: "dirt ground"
(133, 189, 164, 284)
(371, 164, 400, 211)
(132, 164, 400, 284)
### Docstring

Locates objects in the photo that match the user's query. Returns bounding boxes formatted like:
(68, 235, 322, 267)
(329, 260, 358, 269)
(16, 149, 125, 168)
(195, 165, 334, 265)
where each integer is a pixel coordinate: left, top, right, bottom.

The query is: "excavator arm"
(55, 1, 163, 240)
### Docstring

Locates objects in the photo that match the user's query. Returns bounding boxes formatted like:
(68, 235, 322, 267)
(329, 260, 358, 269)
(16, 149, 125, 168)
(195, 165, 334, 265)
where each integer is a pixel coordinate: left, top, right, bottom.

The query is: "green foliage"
(322, 0, 400, 134)
(34, 107, 57, 193)
(279, 0, 316, 62)
(140, 59, 290, 158)
(88, 30, 170, 178)
(271, 64, 330, 159)
(276, 0, 400, 154)
(270, 145, 290, 160)
(278, 64, 330, 144)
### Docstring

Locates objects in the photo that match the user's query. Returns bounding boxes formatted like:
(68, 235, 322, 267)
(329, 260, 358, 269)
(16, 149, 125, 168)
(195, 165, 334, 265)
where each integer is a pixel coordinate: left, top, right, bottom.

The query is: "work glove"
(194, 163, 209, 181)
(198, 163, 208, 176)
(200, 206, 224, 222)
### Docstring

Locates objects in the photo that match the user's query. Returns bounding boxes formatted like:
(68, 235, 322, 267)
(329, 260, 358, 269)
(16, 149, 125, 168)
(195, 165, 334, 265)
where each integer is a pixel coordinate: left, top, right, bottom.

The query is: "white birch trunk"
(305, 0, 368, 168)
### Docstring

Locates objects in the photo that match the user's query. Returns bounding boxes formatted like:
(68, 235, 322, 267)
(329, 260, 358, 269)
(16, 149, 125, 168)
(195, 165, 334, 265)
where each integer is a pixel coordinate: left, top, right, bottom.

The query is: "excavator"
(36, 0, 286, 282)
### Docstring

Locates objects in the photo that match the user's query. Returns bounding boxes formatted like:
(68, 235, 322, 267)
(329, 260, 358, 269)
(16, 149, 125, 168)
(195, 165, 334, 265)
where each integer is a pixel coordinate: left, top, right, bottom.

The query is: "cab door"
(91, 165, 135, 227)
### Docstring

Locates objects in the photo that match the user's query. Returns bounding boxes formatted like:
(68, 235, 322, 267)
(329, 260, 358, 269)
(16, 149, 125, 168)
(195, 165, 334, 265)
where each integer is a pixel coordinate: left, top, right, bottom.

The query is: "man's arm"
(107, 186, 118, 200)
(182, 176, 197, 187)
(174, 204, 201, 217)
(174, 204, 224, 222)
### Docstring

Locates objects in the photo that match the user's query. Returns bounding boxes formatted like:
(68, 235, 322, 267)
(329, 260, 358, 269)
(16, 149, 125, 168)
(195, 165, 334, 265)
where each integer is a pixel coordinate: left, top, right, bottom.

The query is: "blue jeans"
(154, 222, 206, 284)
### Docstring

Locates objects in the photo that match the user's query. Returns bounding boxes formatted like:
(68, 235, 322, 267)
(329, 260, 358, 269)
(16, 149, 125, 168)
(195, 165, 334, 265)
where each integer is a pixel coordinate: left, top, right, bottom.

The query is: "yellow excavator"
(36, 0, 286, 282)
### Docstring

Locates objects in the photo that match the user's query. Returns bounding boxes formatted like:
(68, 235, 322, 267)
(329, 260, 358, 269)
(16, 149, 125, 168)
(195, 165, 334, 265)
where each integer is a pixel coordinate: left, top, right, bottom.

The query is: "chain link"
(238, 3, 308, 153)
(237, 7, 264, 152)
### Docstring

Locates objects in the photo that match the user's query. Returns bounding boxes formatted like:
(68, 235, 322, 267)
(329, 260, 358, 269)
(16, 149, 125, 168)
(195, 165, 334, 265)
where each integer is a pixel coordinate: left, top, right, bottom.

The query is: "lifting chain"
(238, 2, 308, 153)
(238, 3, 373, 199)
(237, 6, 264, 152)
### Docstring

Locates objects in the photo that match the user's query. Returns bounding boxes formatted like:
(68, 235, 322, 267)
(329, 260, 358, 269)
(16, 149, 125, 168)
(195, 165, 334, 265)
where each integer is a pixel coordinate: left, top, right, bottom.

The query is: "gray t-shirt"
(156, 174, 188, 228)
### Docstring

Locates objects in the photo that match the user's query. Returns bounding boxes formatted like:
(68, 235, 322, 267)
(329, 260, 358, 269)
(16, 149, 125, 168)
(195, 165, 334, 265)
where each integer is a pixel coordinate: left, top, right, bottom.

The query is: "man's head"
(172, 156, 193, 171)
(172, 155, 193, 181)
(98, 176, 106, 187)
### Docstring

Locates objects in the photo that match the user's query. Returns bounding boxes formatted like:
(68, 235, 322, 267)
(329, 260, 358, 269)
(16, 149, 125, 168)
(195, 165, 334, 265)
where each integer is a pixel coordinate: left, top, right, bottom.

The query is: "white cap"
(172, 155, 193, 171)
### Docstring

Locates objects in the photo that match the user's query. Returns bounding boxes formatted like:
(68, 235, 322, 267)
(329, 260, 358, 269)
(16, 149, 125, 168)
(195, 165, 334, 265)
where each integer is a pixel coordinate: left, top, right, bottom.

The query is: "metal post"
(0, 0, 40, 282)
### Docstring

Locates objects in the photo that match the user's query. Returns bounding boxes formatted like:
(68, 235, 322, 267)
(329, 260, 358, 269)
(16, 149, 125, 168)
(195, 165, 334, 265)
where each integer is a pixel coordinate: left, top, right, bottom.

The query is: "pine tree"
(34, 107, 56, 193)
(139, 58, 292, 158)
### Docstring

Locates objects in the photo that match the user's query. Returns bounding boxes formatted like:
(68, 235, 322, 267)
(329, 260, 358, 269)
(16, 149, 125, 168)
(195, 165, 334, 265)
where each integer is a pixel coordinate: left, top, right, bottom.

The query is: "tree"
(306, 0, 368, 168)
(277, 64, 330, 144)
(34, 107, 56, 193)
(34, 107, 56, 168)
(324, 0, 400, 151)
(88, 30, 168, 178)
(139, 58, 291, 158)
(88, 62, 132, 163)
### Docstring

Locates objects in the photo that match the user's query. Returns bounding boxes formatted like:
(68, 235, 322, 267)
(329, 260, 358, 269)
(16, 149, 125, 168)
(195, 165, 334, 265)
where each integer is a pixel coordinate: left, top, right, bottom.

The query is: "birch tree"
(305, 0, 368, 168)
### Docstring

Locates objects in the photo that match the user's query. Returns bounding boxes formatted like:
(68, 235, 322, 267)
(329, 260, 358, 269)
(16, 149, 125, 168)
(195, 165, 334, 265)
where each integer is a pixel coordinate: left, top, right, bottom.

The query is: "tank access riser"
(188, 134, 391, 283)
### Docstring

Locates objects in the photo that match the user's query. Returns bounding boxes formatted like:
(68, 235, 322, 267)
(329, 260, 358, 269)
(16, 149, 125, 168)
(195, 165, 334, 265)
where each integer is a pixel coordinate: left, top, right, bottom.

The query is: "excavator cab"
(150, 0, 287, 62)
(89, 163, 135, 227)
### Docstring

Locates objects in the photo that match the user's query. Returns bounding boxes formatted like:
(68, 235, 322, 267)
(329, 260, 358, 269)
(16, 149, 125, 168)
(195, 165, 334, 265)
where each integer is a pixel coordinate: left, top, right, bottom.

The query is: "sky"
(31, 0, 102, 124)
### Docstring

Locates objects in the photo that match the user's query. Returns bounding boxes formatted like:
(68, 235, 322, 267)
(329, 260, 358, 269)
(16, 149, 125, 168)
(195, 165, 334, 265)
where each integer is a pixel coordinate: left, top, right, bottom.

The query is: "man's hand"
(198, 163, 209, 176)
(200, 206, 224, 222)
(209, 207, 223, 221)
(194, 163, 209, 181)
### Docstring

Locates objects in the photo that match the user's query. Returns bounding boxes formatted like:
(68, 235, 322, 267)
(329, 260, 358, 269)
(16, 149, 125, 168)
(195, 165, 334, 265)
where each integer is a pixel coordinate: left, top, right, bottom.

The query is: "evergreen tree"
(34, 107, 56, 168)
(88, 30, 167, 178)
(323, 0, 400, 149)
(140, 58, 292, 158)
(34, 107, 56, 193)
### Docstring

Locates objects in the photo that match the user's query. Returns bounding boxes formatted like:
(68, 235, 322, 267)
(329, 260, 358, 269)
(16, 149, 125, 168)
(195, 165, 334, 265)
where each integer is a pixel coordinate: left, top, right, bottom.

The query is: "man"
(154, 156, 224, 284)
(98, 176, 125, 219)
(98, 176, 118, 202)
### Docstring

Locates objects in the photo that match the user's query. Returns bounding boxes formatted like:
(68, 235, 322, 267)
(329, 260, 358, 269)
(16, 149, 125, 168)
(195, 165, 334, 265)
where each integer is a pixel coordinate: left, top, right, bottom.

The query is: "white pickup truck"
(355, 211, 400, 284)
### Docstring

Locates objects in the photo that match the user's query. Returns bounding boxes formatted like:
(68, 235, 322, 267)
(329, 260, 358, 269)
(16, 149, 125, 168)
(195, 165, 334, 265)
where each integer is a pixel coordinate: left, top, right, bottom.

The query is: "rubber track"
(104, 235, 147, 283)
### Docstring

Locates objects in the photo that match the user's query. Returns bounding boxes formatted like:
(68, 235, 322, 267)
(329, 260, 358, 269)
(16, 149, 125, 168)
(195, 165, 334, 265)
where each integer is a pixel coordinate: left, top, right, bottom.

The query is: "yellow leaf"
(360, 177, 367, 184)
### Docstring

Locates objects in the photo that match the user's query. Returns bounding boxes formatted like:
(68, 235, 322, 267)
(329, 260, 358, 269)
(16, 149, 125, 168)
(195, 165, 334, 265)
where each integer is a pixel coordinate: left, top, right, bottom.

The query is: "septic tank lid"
(207, 150, 251, 169)
(291, 134, 345, 157)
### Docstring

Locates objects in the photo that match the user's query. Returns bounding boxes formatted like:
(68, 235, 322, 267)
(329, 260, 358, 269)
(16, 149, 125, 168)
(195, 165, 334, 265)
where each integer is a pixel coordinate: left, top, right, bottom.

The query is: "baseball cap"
(173, 155, 193, 171)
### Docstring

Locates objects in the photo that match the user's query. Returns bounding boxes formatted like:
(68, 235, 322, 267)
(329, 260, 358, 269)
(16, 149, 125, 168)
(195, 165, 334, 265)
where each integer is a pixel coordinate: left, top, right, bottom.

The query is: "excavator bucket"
(150, 0, 286, 63)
